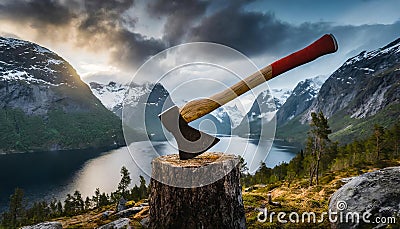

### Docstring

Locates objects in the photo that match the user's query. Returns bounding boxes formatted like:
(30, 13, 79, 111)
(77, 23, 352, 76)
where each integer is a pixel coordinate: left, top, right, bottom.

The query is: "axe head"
(158, 106, 220, 160)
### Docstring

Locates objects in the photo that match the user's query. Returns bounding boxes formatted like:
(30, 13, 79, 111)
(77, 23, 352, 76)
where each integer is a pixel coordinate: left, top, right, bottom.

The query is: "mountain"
(277, 38, 400, 144)
(189, 107, 231, 135)
(0, 37, 124, 153)
(233, 90, 277, 137)
(90, 81, 173, 140)
(89, 81, 128, 118)
(271, 88, 292, 109)
(276, 76, 325, 126)
(90, 81, 247, 136)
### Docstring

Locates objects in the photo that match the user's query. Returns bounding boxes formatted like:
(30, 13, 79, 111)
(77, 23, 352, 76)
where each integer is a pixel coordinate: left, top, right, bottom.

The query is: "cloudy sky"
(1, 0, 400, 110)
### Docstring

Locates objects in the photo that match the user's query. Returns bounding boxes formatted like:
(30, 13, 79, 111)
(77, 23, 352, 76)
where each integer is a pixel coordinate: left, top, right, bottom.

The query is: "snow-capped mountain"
(90, 81, 247, 136)
(0, 37, 124, 152)
(89, 81, 129, 118)
(276, 75, 325, 126)
(277, 37, 400, 144)
(271, 88, 292, 109)
(305, 38, 400, 121)
(233, 90, 277, 137)
(219, 104, 245, 128)
(90, 81, 173, 140)
(0, 37, 80, 88)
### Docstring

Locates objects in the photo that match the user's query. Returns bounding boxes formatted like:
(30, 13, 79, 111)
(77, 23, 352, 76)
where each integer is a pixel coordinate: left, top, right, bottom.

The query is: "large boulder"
(115, 206, 144, 218)
(97, 218, 130, 229)
(329, 167, 400, 228)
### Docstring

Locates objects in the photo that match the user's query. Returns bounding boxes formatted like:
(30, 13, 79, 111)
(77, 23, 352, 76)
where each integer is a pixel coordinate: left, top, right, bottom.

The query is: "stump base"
(149, 152, 246, 228)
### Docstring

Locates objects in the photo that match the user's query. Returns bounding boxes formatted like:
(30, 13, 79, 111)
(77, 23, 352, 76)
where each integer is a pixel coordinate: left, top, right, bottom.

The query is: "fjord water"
(0, 136, 296, 212)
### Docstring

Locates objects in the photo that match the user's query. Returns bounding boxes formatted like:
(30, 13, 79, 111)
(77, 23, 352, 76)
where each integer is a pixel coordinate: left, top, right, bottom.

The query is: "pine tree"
(93, 188, 101, 208)
(2, 188, 25, 227)
(117, 166, 131, 198)
(56, 201, 63, 216)
(238, 155, 249, 174)
(84, 197, 91, 211)
(64, 194, 74, 216)
(73, 190, 84, 213)
(139, 175, 147, 199)
(306, 111, 331, 186)
(373, 124, 384, 160)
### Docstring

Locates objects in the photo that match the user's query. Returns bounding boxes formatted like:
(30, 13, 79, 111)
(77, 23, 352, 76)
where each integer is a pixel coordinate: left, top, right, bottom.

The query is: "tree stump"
(149, 152, 246, 229)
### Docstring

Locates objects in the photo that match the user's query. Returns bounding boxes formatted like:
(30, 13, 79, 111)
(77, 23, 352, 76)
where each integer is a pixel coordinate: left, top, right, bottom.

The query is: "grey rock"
(101, 210, 114, 219)
(140, 202, 149, 207)
(116, 197, 127, 212)
(140, 217, 149, 228)
(21, 221, 62, 229)
(97, 218, 130, 229)
(340, 176, 356, 184)
(115, 206, 143, 218)
(329, 167, 400, 229)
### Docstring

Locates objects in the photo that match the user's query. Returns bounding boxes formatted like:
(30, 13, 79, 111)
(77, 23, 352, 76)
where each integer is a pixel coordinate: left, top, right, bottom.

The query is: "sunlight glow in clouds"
(0, 0, 399, 91)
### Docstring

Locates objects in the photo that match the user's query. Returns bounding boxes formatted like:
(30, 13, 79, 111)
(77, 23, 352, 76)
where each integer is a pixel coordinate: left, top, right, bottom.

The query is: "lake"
(0, 136, 297, 212)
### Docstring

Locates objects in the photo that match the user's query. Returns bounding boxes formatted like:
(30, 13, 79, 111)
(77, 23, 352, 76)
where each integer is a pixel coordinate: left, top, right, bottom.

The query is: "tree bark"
(149, 152, 246, 229)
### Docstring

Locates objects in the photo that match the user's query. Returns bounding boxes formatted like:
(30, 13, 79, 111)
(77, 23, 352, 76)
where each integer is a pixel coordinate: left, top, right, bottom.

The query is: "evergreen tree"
(306, 111, 331, 186)
(139, 175, 147, 199)
(1, 188, 25, 227)
(73, 190, 84, 213)
(84, 197, 91, 211)
(56, 201, 63, 216)
(99, 193, 109, 207)
(63, 194, 74, 216)
(93, 188, 101, 208)
(373, 124, 384, 160)
(238, 155, 249, 174)
(117, 166, 131, 198)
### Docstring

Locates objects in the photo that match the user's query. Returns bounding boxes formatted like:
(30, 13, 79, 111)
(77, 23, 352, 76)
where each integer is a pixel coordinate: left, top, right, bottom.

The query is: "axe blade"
(159, 106, 220, 160)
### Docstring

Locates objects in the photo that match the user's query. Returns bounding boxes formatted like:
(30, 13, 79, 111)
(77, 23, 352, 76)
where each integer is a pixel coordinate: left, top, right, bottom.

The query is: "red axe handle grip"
(180, 34, 338, 123)
(271, 34, 338, 77)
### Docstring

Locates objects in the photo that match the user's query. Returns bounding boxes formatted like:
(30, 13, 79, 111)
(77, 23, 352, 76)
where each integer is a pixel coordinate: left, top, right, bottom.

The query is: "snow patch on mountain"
(89, 81, 129, 111)
(210, 104, 244, 128)
(0, 37, 77, 87)
(343, 38, 400, 67)
(271, 88, 292, 109)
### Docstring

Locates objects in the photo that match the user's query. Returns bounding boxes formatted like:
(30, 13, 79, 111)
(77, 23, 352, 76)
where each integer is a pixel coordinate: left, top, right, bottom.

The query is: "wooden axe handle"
(180, 34, 338, 123)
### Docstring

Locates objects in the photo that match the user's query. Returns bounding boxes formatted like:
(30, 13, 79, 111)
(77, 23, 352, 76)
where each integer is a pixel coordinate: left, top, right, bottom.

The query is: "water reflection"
(0, 137, 297, 212)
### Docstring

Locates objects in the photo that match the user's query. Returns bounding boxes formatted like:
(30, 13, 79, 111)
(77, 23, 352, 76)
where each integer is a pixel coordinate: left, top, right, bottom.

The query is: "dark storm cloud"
(188, 3, 330, 56)
(109, 29, 166, 68)
(0, 0, 166, 69)
(147, 0, 210, 45)
(1, 0, 399, 73)
(0, 0, 76, 26)
(79, 0, 136, 32)
(76, 0, 166, 68)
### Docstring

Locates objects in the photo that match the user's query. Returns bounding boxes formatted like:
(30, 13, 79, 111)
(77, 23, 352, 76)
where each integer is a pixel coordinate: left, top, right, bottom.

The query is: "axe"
(159, 34, 338, 160)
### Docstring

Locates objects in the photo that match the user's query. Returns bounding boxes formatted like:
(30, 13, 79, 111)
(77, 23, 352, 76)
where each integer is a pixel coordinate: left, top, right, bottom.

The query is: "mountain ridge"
(277, 37, 400, 144)
(0, 37, 124, 153)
